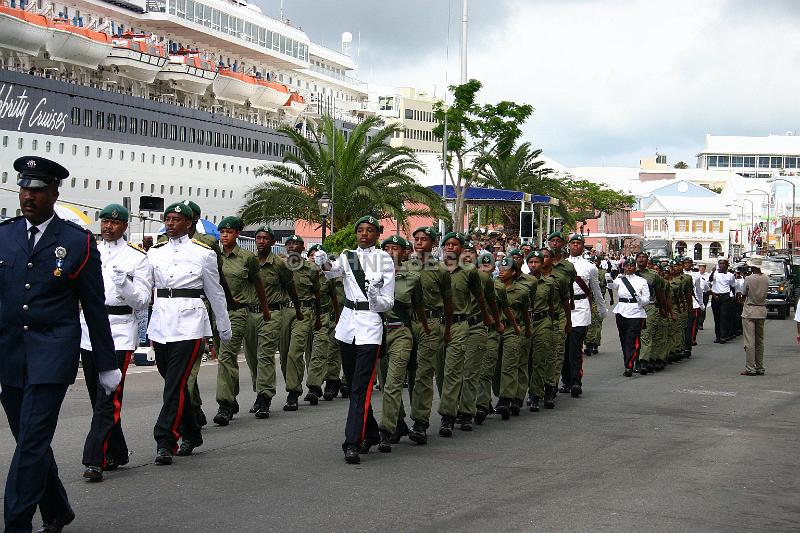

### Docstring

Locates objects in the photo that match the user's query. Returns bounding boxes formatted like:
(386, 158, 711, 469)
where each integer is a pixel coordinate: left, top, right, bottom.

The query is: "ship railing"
(146, 0, 166, 12)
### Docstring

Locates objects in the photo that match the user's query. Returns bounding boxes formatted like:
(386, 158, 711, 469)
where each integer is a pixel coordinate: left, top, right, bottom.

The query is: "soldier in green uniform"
(305, 244, 340, 404)
(585, 256, 608, 356)
(213, 217, 272, 425)
(527, 249, 559, 412)
(676, 259, 695, 360)
(634, 252, 667, 374)
(325, 276, 346, 400)
(377, 236, 430, 452)
(493, 257, 531, 420)
(508, 248, 536, 414)
(475, 252, 499, 423)
(282, 235, 322, 410)
(545, 232, 575, 409)
(407, 227, 453, 445)
(655, 262, 676, 370)
(668, 260, 690, 363)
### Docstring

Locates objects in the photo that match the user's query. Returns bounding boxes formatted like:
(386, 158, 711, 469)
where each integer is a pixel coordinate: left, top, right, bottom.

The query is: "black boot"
(495, 398, 511, 420)
(390, 420, 410, 443)
(408, 420, 428, 445)
(570, 384, 582, 398)
(543, 387, 556, 409)
(640, 362, 649, 375)
(323, 379, 340, 401)
(456, 413, 473, 431)
(340, 383, 350, 399)
(378, 430, 393, 453)
(509, 400, 521, 416)
(193, 406, 207, 427)
(529, 396, 541, 412)
(304, 386, 322, 406)
(474, 405, 489, 425)
(283, 392, 299, 412)
(254, 394, 271, 419)
(439, 416, 454, 437)
(213, 405, 232, 426)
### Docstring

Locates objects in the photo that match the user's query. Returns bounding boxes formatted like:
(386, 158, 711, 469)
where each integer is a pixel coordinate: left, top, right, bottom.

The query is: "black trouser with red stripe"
(339, 341, 380, 452)
(685, 308, 700, 349)
(561, 326, 588, 388)
(153, 339, 203, 452)
(81, 349, 132, 468)
(616, 314, 643, 369)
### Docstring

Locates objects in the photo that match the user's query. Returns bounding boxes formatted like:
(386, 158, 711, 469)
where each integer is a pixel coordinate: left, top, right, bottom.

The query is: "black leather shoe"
(344, 447, 360, 464)
(104, 455, 128, 471)
(558, 386, 571, 394)
(408, 422, 428, 445)
(390, 421, 409, 443)
(358, 439, 377, 454)
(473, 406, 488, 425)
(304, 387, 321, 406)
(570, 384, 582, 398)
(283, 393, 299, 412)
(36, 510, 75, 533)
(82, 465, 102, 482)
(254, 395, 271, 419)
(193, 406, 207, 427)
(529, 396, 540, 412)
(592, 346, 598, 354)
(640, 365, 649, 375)
(249, 400, 258, 413)
(713, 338, 721, 343)
(509, 401, 521, 416)
(323, 380, 339, 401)
(340, 384, 350, 398)
(155, 447, 173, 465)
(378, 430, 392, 453)
(456, 413, 473, 431)
(176, 439, 202, 456)
(213, 406, 231, 426)
(543, 387, 556, 409)
(495, 400, 511, 420)
(439, 417, 454, 437)
(623, 369, 633, 377)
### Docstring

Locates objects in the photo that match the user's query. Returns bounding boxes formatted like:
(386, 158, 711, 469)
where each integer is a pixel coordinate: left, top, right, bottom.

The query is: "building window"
(675, 241, 687, 256)
(693, 243, 703, 260)
(675, 220, 689, 232)
(709, 242, 722, 257)
(758, 156, 769, 168)
(710, 220, 724, 232)
(717, 155, 729, 167)
(692, 220, 706, 233)
(786, 157, 798, 169)
(771, 156, 782, 168)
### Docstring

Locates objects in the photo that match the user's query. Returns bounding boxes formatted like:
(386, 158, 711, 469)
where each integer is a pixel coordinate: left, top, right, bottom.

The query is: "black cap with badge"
(14, 156, 68, 188)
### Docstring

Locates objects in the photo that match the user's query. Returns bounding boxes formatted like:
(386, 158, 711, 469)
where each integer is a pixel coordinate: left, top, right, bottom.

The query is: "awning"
(428, 185, 556, 205)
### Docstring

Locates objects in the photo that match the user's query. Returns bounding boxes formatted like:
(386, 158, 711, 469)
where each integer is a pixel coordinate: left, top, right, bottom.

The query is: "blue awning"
(428, 185, 553, 204)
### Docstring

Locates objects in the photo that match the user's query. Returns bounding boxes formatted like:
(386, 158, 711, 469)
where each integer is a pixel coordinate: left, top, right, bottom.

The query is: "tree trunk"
(453, 192, 467, 233)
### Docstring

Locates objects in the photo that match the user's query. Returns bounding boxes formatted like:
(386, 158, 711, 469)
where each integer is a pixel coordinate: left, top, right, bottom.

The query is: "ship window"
(160, 185, 165, 194)
(96, 148, 101, 158)
(170, 124, 177, 141)
(206, 130, 212, 146)
(71, 144, 77, 156)
(84, 110, 92, 128)
(71, 107, 80, 126)
(205, 188, 209, 197)
(260, 141, 265, 154)
(129, 183, 134, 192)
(181, 158, 185, 168)
(171, 157, 175, 166)
(215, 132, 220, 147)
(95, 180, 100, 189)
(161, 156, 165, 165)
(239, 165, 242, 174)
(108, 114, 116, 131)
(179, 127, 186, 142)
(222, 134, 228, 149)
(206, 161, 210, 170)
(1, 208, 5, 217)
(189, 129, 195, 143)
(96, 112, 104, 130)
(106, 180, 111, 189)
(215, 162, 218, 171)
(150, 121, 157, 137)
(140, 183, 144, 192)
(108, 149, 113, 159)
(267, 142, 272, 155)
(189, 186, 193, 195)
(131, 118, 138, 135)
(131, 152, 135, 162)
(170, 186, 174, 194)
(237, 136, 243, 151)
(141, 153, 145, 163)
(222, 190, 226, 198)
(213, 189, 217, 198)
(245, 138, 251, 152)
(83, 179, 88, 188)
(120, 150, 125, 160)
(162, 123, 169, 140)
(198, 130, 204, 144)
(151, 184, 155, 193)
(1, 172, 6, 184)
(252, 138, 258, 153)
(179, 186, 183, 194)
(118, 182, 123, 192)
(1, 136, 6, 148)
(31, 139, 37, 151)
(119, 116, 127, 133)
(222, 164, 226, 171)
(45, 141, 51, 153)
(69, 177, 75, 188)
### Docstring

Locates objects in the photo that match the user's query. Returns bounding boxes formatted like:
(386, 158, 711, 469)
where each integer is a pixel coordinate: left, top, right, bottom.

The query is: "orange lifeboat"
(212, 68, 260, 105)
(46, 19, 112, 69)
(282, 91, 307, 117)
(101, 32, 168, 83)
(155, 48, 218, 95)
(0, 6, 53, 56)
(251, 78, 289, 111)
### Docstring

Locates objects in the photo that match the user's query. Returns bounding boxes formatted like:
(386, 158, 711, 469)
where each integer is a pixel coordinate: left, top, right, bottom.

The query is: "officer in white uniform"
(562, 234, 606, 396)
(681, 257, 705, 355)
(709, 258, 736, 343)
(147, 202, 231, 465)
(317, 215, 394, 464)
(607, 257, 650, 375)
(80, 204, 153, 482)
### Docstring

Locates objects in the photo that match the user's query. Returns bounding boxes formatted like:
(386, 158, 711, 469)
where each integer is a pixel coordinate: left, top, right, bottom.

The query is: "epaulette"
(192, 238, 213, 250)
(151, 241, 167, 249)
(62, 219, 91, 233)
(128, 242, 146, 254)
(0, 216, 21, 226)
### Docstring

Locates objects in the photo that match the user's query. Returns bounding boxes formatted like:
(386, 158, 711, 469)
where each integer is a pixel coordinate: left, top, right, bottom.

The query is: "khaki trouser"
(586, 301, 603, 346)
(439, 321, 486, 419)
(307, 310, 333, 389)
(499, 330, 523, 400)
(283, 306, 314, 393)
(742, 317, 765, 373)
(529, 317, 554, 398)
(243, 308, 281, 399)
(410, 321, 445, 427)
(516, 334, 533, 402)
(639, 304, 658, 362)
(477, 328, 499, 409)
(215, 308, 251, 409)
(380, 326, 414, 433)
(546, 311, 567, 388)
(324, 312, 342, 382)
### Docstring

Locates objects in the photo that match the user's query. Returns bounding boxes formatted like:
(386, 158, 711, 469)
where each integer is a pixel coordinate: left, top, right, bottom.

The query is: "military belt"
(286, 300, 314, 308)
(618, 297, 637, 303)
(384, 321, 408, 329)
(530, 310, 549, 321)
(344, 298, 370, 311)
(425, 308, 444, 319)
(268, 303, 283, 311)
(106, 305, 133, 315)
(156, 288, 204, 298)
(452, 313, 483, 326)
(573, 294, 588, 300)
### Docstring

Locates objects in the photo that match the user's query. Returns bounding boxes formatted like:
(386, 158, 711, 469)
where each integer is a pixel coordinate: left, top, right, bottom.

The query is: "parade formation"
(0, 156, 780, 532)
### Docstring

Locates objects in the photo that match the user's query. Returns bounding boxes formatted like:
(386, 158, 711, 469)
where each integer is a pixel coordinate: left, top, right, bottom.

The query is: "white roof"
(644, 195, 729, 215)
(699, 134, 800, 156)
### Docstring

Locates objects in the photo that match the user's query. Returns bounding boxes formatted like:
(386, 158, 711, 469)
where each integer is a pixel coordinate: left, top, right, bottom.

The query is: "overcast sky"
(254, 0, 799, 168)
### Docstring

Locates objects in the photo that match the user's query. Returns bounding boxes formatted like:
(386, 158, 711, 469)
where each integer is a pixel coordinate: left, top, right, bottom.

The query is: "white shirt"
(25, 214, 54, 248)
(608, 274, 650, 318)
(684, 269, 705, 310)
(323, 246, 395, 345)
(734, 277, 745, 295)
(80, 238, 153, 351)
(710, 269, 736, 295)
(146, 235, 230, 343)
(567, 255, 607, 327)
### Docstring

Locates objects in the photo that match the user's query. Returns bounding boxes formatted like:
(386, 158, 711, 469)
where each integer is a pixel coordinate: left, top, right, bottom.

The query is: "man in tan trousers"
(739, 257, 768, 376)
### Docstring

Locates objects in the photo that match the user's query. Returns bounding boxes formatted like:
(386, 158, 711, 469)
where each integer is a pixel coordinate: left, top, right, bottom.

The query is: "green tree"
(322, 225, 357, 255)
(559, 178, 635, 232)
(433, 79, 533, 232)
(674, 161, 689, 169)
(240, 115, 448, 233)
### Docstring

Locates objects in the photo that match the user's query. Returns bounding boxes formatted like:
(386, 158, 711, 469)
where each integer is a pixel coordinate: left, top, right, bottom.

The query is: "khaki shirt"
(448, 262, 483, 316)
(636, 268, 664, 307)
(530, 274, 559, 315)
(258, 252, 295, 305)
(478, 269, 497, 308)
(551, 259, 576, 307)
(385, 262, 423, 324)
(221, 245, 260, 306)
(495, 278, 529, 324)
(409, 257, 452, 310)
(741, 273, 768, 319)
(291, 257, 320, 302)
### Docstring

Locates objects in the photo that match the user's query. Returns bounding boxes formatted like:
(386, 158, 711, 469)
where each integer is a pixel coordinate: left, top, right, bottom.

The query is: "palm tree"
(240, 115, 448, 232)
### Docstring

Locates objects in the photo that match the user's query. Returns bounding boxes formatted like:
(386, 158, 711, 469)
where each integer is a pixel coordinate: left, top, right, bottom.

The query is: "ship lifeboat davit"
(250, 79, 289, 111)
(46, 20, 111, 69)
(101, 33, 168, 83)
(0, 6, 53, 56)
(212, 68, 259, 105)
(282, 91, 306, 118)
(155, 49, 217, 95)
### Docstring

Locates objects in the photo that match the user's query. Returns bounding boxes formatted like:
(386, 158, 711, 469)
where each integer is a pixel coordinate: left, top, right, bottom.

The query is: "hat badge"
(27, 160, 36, 168)
(175, 206, 182, 213)
(111, 209, 118, 218)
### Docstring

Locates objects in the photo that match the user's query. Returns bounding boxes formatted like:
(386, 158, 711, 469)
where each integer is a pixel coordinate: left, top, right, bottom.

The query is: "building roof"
(698, 134, 800, 156)
(643, 195, 730, 215)
(428, 185, 552, 205)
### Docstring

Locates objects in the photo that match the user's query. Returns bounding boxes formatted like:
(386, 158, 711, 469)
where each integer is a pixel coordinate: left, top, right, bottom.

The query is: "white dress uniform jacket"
(323, 246, 395, 345)
(80, 238, 153, 351)
(710, 270, 736, 295)
(567, 255, 607, 327)
(608, 274, 650, 318)
(685, 270, 705, 310)
(146, 235, 231, 343)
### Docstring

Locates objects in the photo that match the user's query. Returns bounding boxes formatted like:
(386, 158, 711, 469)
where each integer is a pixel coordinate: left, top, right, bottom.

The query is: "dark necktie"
(28, 226, 38, 253)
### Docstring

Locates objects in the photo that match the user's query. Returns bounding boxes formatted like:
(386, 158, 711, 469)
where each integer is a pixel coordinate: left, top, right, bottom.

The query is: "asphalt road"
(1, 310, 799, 532)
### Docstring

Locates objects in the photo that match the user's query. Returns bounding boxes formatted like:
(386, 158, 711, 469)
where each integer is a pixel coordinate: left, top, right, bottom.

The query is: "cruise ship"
(0, 0, 375, 234)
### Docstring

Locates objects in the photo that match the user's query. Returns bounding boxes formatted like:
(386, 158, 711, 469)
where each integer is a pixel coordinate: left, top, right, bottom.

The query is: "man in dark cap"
(0, 156, 119, 532)
(80, 204, 153, 482)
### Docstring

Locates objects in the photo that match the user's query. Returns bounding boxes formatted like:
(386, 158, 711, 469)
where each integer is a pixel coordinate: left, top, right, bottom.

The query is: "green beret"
(285, 234, 304, 244)
(164, 202, 193, 219)
(218, 216, 243, 231)
(478, 252, 494, 265)
(354, 215, 381, 232)
(182, 200, 201, 217)
(99, 203, 129, 222)
(308, 244, 325, 253)
(624, 257, 636, 265)
(463, 241, 476, 252)
(381, 235, 410, 249)
(527, 250, 543, 261)
(440, 231, 465, 246)
(499, 256, 514, 268)
(412, 226, 439, 239)
(255, 225, 274, 236)
(569, 233, 585, 243)
(682, 256, 693, 263)
(547, 231, 564, 241)
(508, 248, 523, 257)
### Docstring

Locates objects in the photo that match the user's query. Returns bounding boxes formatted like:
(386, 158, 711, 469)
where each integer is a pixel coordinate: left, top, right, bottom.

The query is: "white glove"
(313, 252, 327, 267)
(110, 266, 128, 287)
(219, 328, 232, 344)
(98, 368, 122, 396)
(598, 306, 608, 319)
(700, 303, 706, 311)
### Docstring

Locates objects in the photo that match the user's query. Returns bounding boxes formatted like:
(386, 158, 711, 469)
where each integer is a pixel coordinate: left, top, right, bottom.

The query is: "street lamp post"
(767, 177, 796, 252)
(739, 198, 754, 253)
(748, 188, 771, 253)
(317, 192, 331, 243)
(726, 203, 745, 258)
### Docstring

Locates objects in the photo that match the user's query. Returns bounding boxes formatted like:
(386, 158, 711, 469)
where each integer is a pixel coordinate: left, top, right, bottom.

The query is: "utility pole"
(460, 0, 468, 83)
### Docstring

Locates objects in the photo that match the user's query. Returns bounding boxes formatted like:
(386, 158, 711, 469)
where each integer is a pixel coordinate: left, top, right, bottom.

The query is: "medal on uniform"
(54, 246, 66, 277)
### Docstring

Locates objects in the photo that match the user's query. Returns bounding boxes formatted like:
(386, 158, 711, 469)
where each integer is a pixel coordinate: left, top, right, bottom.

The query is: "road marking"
(675, 389, 737, 397)
(766, 390, 794, 395)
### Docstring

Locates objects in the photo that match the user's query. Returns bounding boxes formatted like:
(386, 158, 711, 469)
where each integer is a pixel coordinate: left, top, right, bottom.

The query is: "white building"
(372, 86, 443, 154)
(696, 133, 800, 178)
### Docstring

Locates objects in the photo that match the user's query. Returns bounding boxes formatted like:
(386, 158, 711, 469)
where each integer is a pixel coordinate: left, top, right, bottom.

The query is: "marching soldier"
(526, 249, 559, 411)
(147, 202, 231, 465)
(607, 257, 650, 375)
(634, 252, 668, 374)
(249, 227, 302, 418)
(81, 204, 152, 482)
(306, 244, 340, 404)
(709, 258, 736, 344)
(475, 252, 500, 422)
(0, 156, 120, 532)
(325, 275, 347, 400)
(585, 256, 608, 356)
(213, 217, 271, 426)
(545, 232, 575, 408)
(283, 235, 322, 411)
(682, 257, 705, 357)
